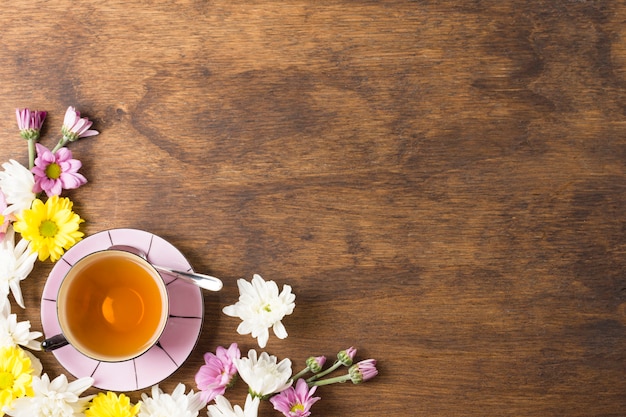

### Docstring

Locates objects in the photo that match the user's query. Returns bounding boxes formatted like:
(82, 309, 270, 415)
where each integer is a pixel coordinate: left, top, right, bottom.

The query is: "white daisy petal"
(222, 274, 295, 348)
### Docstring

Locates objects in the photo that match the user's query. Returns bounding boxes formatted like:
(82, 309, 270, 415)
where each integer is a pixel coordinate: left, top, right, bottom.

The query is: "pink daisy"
(31, 143, 87, 197)
(270, 378, 321, 417)
(195, 343, 241, 404)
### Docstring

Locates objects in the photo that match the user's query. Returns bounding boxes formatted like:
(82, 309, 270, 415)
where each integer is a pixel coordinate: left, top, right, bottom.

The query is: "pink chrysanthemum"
(270, 378, 320, 417)
(15, 108, 46, 141)
(61, 106, 99, 142)
(195, 343, 240, 404)
(0, 191, 16, 241)
(31, 144, 87, 197)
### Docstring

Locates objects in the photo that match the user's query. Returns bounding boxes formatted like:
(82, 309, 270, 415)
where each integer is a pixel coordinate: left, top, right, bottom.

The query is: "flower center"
(0, 371, 14, 390)
(39, 220, 59, 237)
(263, 304, 272, 312)
(290, 403, 305, 413)
(45, 162, 62, 179)
(0, 214, 4, 225)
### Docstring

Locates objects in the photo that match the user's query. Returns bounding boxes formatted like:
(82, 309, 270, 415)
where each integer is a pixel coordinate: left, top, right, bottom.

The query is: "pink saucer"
(41, 228, 204, 391)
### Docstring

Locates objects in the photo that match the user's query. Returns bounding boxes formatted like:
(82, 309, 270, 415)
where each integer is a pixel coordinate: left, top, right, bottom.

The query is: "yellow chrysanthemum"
(85, 392, 140, 417)
(13, 196, 84, 262)
(0, 346, 34, 416)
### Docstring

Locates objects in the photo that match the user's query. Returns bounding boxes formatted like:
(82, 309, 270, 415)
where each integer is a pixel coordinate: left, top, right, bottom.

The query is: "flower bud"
(337, 346, 357, 366)
(306, 356, 327, 373)
(348, 359, 378, 384)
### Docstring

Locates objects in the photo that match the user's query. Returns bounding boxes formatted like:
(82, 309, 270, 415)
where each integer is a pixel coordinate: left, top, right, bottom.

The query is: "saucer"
(40, 228, 204, 391)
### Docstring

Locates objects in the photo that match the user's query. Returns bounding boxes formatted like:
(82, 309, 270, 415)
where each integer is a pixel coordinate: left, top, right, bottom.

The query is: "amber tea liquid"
(58, 251, 168, 361)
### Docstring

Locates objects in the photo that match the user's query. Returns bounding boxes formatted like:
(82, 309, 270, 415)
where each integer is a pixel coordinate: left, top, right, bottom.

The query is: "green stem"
(292, 367, 310, 381)
(306, 360, 341, 382)
(52, 137, 68, 153)
(309, 374, 351, 387)
(27, 139, 36, 169)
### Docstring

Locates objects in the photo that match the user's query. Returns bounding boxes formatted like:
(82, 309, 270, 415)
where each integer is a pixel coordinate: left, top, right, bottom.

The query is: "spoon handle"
(153, 265, 223, 291)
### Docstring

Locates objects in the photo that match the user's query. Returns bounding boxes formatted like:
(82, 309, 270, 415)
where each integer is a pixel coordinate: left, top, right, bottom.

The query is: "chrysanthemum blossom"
(337, 346, 357, 366)
(207, 394, 260, 417)
(235, 349, 292, 399)
(0, 192, 16, 242)
(61, 106, 99, 143)
(222, 274, 295, 348)
(13, 196, 84, 262)
(0, 160, 36, 217)
(0, 346, 36, 414)
(0, 297, 42, 350)
(31, 144, 87, 197)
(0, 227, 37, 308)
(4, 373, 94, 417)
(138, 383, 204, 417)
(270, 378, 320, 417)
(15, 109, 46, 141)
(85, 392, 139, 417)
(195, 343, 241, 404)
(348, 359, 378, 384)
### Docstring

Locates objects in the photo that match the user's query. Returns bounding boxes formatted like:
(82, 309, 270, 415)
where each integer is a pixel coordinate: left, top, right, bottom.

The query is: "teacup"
(42, 250, 169, 362)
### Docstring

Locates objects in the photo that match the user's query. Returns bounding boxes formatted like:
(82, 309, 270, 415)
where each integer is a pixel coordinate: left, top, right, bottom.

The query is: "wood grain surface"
(1, 1, 625, 416)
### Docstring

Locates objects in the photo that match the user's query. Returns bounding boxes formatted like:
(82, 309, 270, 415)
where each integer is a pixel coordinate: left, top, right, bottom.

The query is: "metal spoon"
(109, 245, 223, 291)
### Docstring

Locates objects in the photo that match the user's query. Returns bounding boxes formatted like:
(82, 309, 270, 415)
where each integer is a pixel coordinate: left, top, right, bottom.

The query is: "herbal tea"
(58, 251, 168, 361)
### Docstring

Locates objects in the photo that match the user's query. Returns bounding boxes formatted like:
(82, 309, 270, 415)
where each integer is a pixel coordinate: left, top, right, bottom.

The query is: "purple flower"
(16, 108, 47, 140)
(195, 343, 240, 404)
(348, 359, 378, 384)
(31, 144, 87, 197)
(0, 191, 16, 241)
(61, 106, 99, 142)
(337, 346, 357, 366)
(270, 379, 320, 417)
(305, 356, 326, 374)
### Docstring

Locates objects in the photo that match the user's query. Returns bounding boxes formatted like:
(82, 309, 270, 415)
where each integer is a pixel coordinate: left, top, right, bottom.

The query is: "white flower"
(0, 160, 36, 217)
(138, 383, 204, 417)
(207, 394, 260, 417)
(222, 274, 295, 348)
(0, 227, 37, 308)
(235, 349, 292, 398)
(4, 373, 94, 417)
(0, 296, 42, 350)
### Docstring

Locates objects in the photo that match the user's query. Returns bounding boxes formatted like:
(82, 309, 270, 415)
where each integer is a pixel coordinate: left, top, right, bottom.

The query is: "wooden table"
(1, 1, 625, 416)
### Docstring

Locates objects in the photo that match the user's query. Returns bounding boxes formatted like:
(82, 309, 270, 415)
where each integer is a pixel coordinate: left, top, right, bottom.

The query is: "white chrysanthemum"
(0, 160, 36, 216)
(222, 274, 295, 348)
(138, 383, 204, 417)
(4, 373, 93, 417)
(235, 349, 292, 398)
(0, 296, 42, 350)
(207, 394, 260, 417)
(0, 227, 37, 308)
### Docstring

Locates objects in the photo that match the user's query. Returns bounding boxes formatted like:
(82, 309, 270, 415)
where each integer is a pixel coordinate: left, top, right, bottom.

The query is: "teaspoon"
(109, 244, 223, 291)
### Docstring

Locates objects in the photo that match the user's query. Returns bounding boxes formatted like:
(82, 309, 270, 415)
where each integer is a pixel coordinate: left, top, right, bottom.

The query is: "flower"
(0, 297, 42, 350)
(0, 227, 37, 308)
(337, 347, 357, 367)
(0, 192, 16, 242)
(270, 378, 320, 417)
(54, 106, 99, 152)
(195, 343, 240, 404)
(15, 109, 46, 141)
(235, 350, 292, 399)
(85, 392, 140, 417)
(138, 383, 204, 417)
(31, 144, 87, 197)
(0, 160, 36, 217)
(207, 395, 259, 417)
(4, 374, 94, 417)
(222, 274, 295, 348)
(348, 359, 378, 384)
(0, 346, 36, 416)
(305, 356, 326, 374)
(13, 196, 84, 262)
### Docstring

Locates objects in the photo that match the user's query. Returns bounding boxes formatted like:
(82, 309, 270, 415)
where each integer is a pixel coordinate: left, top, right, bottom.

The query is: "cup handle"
(41, 334, 69, 351)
